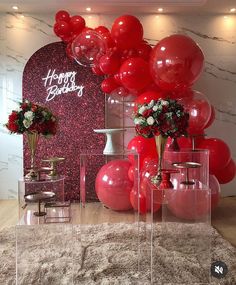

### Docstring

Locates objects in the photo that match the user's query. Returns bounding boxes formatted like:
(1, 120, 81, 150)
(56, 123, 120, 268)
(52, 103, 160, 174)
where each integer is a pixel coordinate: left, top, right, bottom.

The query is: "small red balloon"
(150, 34, 204, 91)
(55, 10, 70, 23)
(198, 138, 231, 174)
(70, 15, 86, 34)
(136, 42, 152, 61)
(120, 58, 152, 91)
(215, 158, 236, 184)
(95, 26, 110, 34)
(53, 21, 70, 37)
(99, 53, 121, 75)
(111, 15, 143, 50)
(101, 77, 120, 94)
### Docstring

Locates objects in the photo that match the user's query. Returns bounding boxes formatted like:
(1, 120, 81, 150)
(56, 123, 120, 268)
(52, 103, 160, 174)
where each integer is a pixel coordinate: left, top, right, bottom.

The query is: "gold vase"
(25, 132, 40, 180)
(154, 134, 167, 184)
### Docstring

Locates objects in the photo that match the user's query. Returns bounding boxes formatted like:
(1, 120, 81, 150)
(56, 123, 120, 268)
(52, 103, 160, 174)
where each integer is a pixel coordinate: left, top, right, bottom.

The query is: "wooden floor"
(0, 197, 236, 246)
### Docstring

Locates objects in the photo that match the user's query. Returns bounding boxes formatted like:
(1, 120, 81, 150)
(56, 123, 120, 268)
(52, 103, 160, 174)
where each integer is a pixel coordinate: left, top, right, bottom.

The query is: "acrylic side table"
(16, 176, 74, 285)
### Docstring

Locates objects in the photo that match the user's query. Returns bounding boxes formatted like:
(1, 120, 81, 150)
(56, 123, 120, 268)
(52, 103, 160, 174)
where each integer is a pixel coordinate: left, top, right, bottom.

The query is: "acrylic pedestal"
(149, 149, 212, 284)
(79, 151, 142, 283)
(16, 176, 74, 285)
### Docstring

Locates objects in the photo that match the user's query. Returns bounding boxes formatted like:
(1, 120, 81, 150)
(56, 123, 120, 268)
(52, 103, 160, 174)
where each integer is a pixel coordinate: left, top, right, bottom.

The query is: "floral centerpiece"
(134, 98, 189, 183)
(6, 100, 58, 179)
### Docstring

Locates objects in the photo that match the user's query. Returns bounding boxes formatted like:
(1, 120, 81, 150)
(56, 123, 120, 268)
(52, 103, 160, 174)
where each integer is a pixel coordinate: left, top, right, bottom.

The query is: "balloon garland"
(53, 11, 235, 210)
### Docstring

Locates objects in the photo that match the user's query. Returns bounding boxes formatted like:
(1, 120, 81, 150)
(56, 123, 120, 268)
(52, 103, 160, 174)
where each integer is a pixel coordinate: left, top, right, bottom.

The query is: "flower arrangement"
(6, 100, 58, 136)
(134, 98, 189, 139)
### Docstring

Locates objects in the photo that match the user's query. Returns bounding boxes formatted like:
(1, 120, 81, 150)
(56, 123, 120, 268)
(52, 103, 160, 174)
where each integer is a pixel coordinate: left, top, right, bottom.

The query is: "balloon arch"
(53, 10, 235, 207)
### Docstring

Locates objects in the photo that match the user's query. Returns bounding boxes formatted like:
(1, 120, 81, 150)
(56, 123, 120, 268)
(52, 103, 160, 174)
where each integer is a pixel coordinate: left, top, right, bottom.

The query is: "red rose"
(142, 109, 152, 118)
(8, 111, 18, 123)
(135, 125, 152, 138)
(7, 121, 18, 132)
(21, 102, 28, 110)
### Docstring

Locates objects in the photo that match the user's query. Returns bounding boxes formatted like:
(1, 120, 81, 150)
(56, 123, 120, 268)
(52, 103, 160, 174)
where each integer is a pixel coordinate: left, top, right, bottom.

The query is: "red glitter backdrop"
(23, 42, 105, 200)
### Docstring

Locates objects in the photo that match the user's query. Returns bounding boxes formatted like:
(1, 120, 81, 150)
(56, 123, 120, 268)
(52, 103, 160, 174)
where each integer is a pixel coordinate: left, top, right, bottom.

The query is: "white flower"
(161, 100, 169, 106)
(23, 119, 32, 129)
(134, 117, 145, 125)
(42, 111, 48, 117)
(148, 100, 154, 108)
(153, 105, 158, 111)
(138, 105, 147, 115)
(147, 116, 155, 125)
(24, 111, 34, 120)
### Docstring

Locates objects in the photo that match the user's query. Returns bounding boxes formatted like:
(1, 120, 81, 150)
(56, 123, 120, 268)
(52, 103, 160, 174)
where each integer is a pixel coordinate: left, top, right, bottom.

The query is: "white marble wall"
(0, 12, 235, 199)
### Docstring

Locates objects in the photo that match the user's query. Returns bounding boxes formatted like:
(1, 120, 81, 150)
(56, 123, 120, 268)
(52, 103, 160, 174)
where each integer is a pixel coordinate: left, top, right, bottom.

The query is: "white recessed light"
(230, 8, 236, 13)
(158, 8, 163, 12)
(12, 6, 18, 10)
(86, 7, 91, 12)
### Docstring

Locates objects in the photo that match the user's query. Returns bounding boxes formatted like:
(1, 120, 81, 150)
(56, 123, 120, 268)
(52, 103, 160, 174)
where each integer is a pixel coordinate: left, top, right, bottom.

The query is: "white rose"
(42, 111, 48, 117)
(23, 119, 32, 129)
(148, 100, 154, 108)
(153, 105, 158, 111)
(24, 111, 34, 120)
(161, 100, 169, 106)
(147, 116, 155, 125)
(134, 117, 145, 125)
(138, 106, 147, 115)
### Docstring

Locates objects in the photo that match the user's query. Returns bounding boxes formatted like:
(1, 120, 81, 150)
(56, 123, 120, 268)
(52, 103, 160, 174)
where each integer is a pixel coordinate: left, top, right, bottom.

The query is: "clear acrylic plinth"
(150, 148, 211, 284)
(78, 151, 146, 283)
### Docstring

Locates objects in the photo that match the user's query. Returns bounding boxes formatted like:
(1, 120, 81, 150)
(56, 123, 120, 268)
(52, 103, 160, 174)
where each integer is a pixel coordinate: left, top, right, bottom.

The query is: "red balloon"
(130, 188, 147, 214)
(128, 165, 138, 182)
(55, 10, 70, 23)
(198, 138, 231, 174)
(53, 21, 70, 37)
(99, 53, 121, 75)
(150, 34, 204, 91)
(127, 136, 158, 168)
(120, 58, 152, 91)
(95, 26, 110, 34)
(102, 32, 115, 48)
(95, 159, 133, 211)
(70, 15, 86, 34)
(209, 175, 220, 211)
(178, 90, 211, 135)
(136, 42, 152, 61)
(204, 104, 215, 129)
(101, 77, 120, 94)
(166, 188, 210, 220)
(111, 15, 143, 50)
(215, 158, 236, 184)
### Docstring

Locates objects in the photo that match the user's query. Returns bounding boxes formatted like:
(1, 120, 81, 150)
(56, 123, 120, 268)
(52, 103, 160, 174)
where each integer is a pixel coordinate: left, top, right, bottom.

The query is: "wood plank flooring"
(0, 197, 236, 246)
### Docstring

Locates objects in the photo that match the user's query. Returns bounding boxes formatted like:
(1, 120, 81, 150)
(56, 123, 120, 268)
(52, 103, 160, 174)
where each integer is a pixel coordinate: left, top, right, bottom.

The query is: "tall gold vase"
(25, 132, 39, 180)
(154, 134, 167, 184)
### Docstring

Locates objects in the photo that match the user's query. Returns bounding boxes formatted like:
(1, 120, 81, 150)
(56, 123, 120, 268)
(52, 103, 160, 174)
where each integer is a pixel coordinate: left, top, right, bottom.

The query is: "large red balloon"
(178, 90, 211, 134)
(204, 104, 215, 129)
(215, 158, 236, 184)
(166, 188, 210, 220)
(120, 58, 152, 91)
(198, 138, 231, 174)
(150, 34, 204, 91)
(130, 188, 147, 214)
(111, 15, 143, 50)
(95, 159, 133, 211)
(127, 136, 158, 167)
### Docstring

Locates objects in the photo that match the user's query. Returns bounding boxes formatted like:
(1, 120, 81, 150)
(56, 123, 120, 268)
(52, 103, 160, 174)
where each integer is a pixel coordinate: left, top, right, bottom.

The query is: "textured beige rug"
(0, 223, 235, 285)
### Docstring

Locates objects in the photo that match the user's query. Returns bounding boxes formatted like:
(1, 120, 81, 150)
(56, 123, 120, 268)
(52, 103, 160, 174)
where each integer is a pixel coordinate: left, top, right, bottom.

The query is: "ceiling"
(0, 0, 236, 14)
